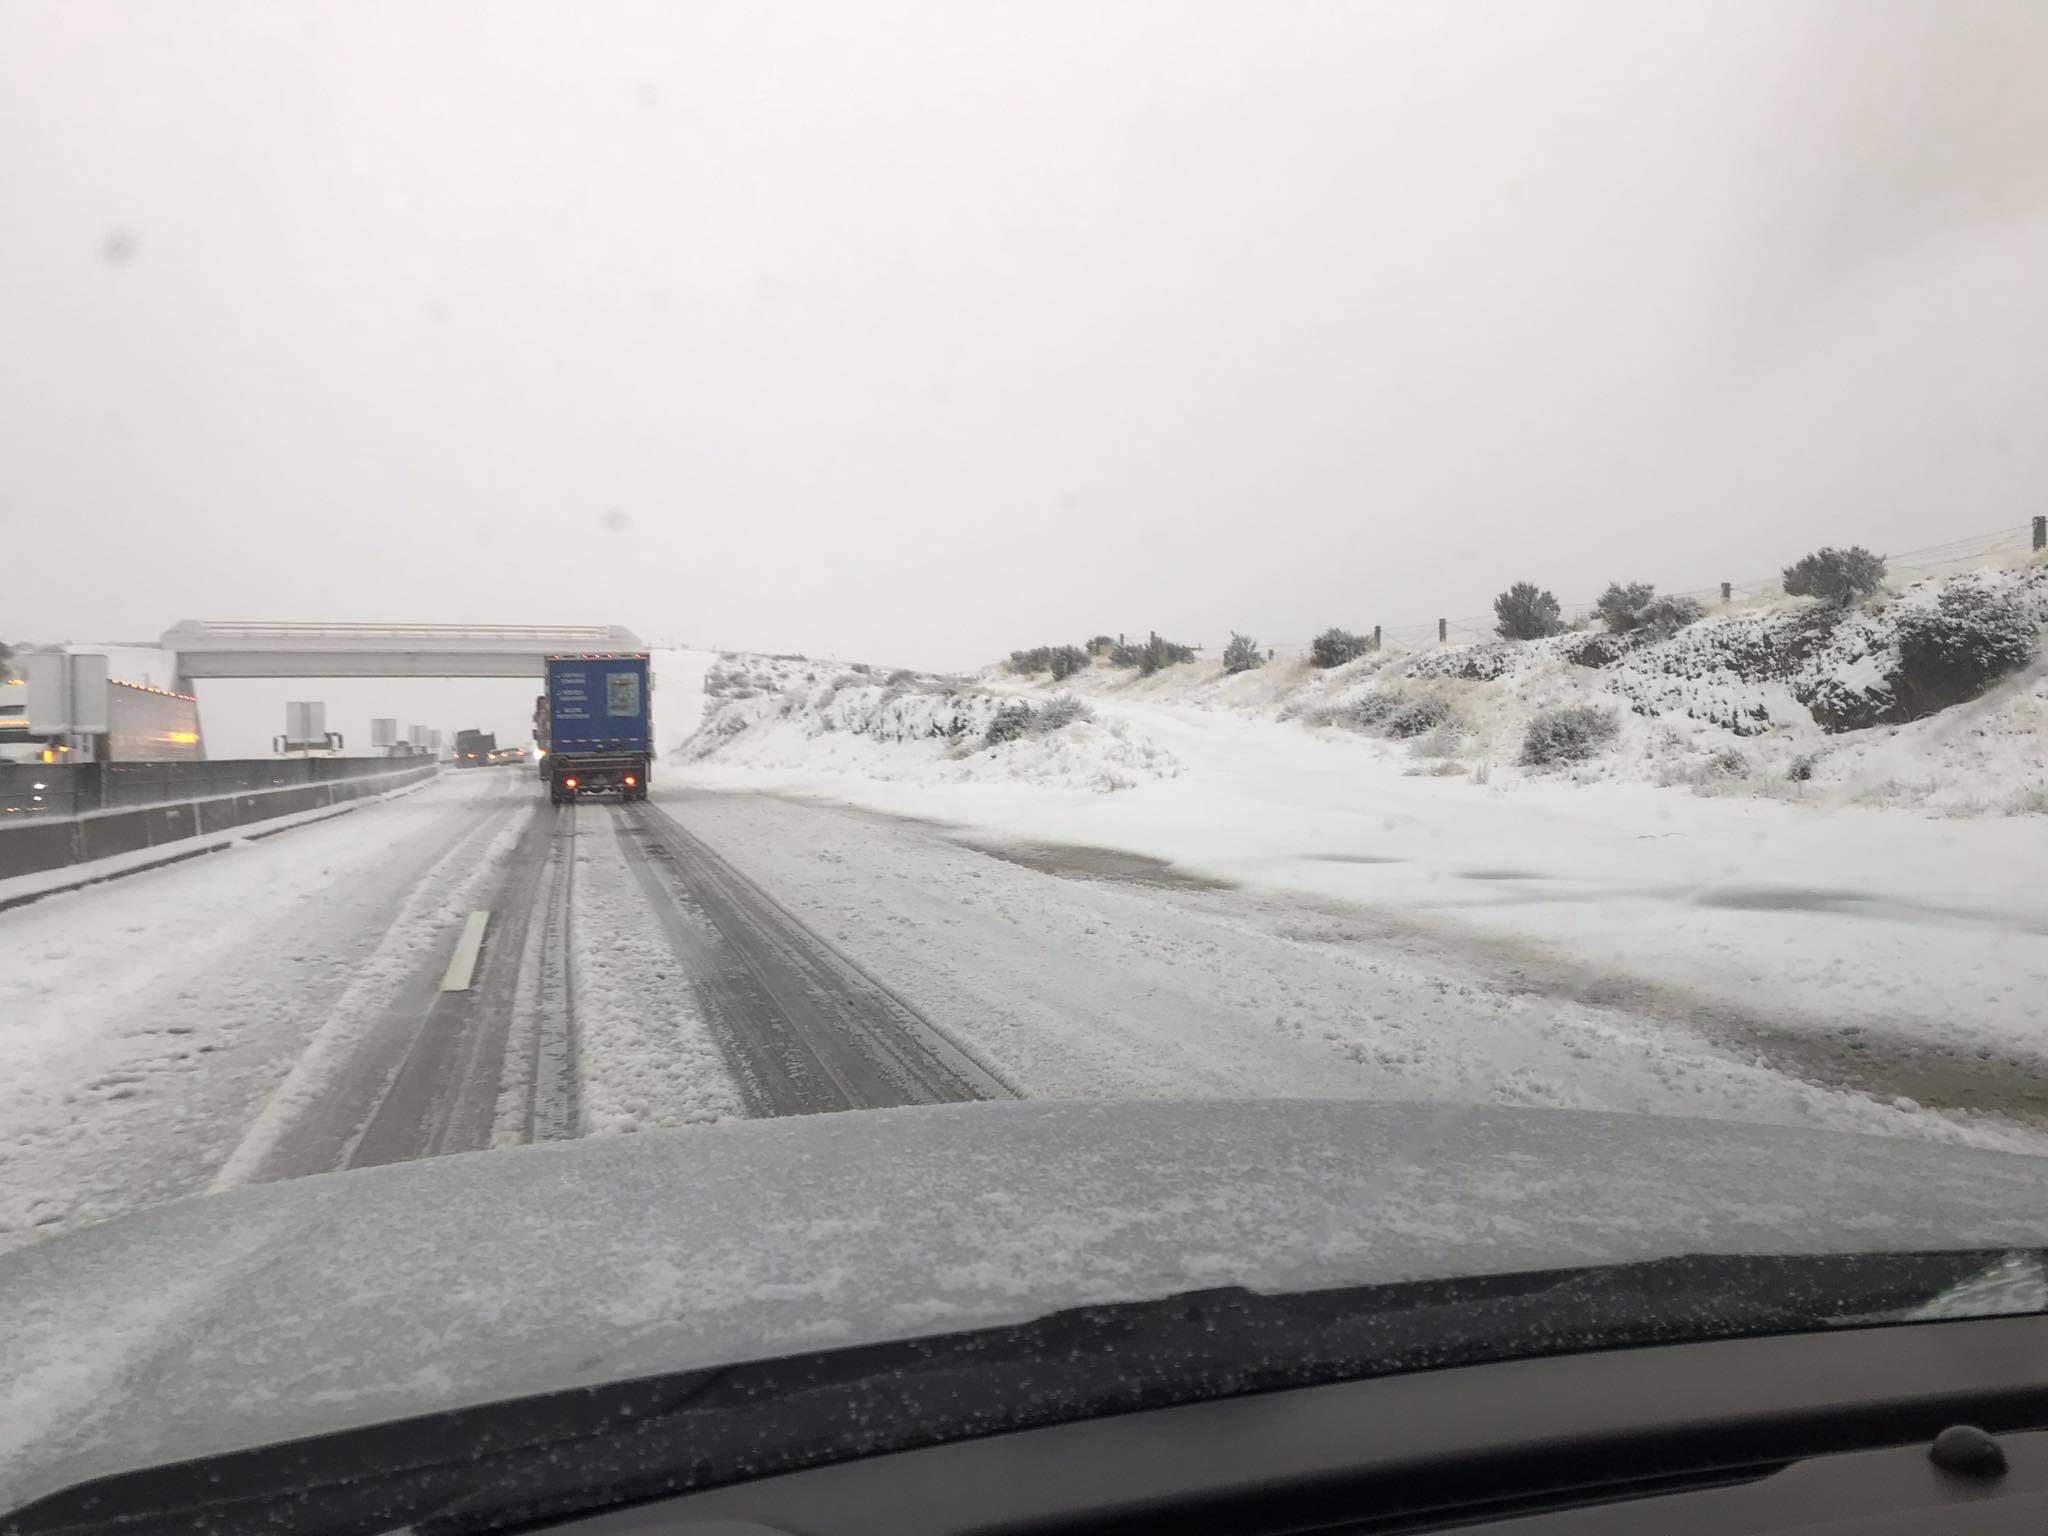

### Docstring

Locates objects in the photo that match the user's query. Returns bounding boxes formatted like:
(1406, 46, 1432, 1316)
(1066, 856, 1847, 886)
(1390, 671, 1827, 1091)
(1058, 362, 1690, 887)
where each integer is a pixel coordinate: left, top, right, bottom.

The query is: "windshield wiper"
(9, 1248, 2041, 1536)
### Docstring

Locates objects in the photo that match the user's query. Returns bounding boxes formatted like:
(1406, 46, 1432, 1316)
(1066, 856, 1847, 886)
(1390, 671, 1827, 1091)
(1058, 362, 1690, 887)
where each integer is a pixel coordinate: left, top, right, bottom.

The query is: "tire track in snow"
(615, 799, 1011, 1115)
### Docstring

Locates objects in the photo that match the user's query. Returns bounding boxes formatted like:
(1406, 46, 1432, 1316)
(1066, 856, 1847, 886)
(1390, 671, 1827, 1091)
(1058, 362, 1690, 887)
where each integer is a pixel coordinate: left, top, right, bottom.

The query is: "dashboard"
(545, 1313, 2048, 1535)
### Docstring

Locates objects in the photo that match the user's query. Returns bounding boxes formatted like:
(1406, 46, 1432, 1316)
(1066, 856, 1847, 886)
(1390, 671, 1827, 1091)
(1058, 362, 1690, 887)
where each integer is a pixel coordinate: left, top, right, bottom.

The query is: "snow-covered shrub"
(1787, 750, 1823, 783)
(1592, 583, 1703, 638)
(1559, 630, 1638, 668)
(1706, 746, 1748, 776)
(983, 701, 1035, 746)
(983, 693, 1093, 748)
(1520, 705, 1620, 766)
(1386, 696, 1455, 738)
(1035, 693, 1094, 732)
(1108, 634, 1197, 674)
(2005, 784, 2048, 816)
(1008, 644, 1088, 680)
(1310, 627, 1373, 668)
(1410, 641, 1519, 682)
(1889, 582, 2038, 719)
(1638, 594, 1706, 638)
(1408, 721, 1467, 758)
(1222, 631, 1264, 673)
(1783, 545, 1887, 606)
(1351, 690, 1401, 726)
(1290, 702, 1346, 728)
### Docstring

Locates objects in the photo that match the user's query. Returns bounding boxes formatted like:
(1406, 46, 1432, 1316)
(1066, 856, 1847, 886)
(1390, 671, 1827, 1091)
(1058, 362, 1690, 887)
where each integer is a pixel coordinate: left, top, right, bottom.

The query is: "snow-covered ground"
(0, 772, 535, 1249)
(677, 605, 2048, 1149)
(669, 792, 2041, 1152)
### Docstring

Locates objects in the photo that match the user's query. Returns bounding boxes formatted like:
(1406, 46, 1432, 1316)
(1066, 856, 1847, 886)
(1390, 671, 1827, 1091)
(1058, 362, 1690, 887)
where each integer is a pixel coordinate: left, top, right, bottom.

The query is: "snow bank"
(1030, 561, 2048, 817)
(650, 648, 716, 759)
(677, 655, 1180, 794)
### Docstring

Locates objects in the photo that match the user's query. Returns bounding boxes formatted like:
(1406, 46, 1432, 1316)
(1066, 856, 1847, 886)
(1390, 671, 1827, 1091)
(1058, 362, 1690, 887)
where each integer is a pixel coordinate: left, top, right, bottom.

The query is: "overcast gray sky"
(5, 0, 2045, 670)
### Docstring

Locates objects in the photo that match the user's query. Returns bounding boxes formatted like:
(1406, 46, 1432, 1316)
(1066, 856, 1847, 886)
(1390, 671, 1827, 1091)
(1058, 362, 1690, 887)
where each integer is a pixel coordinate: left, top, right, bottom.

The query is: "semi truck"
(454, 729, 496, 767)
(542, 652, 651, 804)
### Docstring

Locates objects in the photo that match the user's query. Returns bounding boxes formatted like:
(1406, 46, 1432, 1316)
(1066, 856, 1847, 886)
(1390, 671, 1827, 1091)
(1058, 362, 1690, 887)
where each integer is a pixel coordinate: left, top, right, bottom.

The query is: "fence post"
(1720, 581, 1732, 603)
(2034, 515, 2045, 551)
(1437, 618, 1447, 643)
(1373, 624, 1382, 651)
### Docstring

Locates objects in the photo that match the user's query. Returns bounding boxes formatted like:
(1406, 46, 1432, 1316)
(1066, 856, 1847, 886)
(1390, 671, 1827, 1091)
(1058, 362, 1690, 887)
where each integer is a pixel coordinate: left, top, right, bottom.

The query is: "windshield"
(5, 0, 2048, 1526)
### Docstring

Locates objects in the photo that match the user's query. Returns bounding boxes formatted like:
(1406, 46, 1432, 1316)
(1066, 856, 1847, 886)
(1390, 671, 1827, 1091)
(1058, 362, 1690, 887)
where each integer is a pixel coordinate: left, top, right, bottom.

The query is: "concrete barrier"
(0, 762, 438, 882)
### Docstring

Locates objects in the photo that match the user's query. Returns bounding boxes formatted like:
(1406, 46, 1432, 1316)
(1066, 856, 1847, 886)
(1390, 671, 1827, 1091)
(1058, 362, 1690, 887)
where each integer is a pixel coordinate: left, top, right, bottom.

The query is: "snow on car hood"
(7, 1099, 2048, 1510)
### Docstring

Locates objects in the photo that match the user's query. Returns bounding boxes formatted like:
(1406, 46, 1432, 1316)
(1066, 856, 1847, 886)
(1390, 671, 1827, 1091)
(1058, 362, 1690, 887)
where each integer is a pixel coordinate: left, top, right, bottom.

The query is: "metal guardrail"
(0, 760, 439, 884)
(0, 757, 431, 819)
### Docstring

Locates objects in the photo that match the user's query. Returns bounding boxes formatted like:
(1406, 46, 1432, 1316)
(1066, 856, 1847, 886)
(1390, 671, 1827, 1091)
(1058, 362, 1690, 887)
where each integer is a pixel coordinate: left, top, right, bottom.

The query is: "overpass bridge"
(160, 622, 646, 686)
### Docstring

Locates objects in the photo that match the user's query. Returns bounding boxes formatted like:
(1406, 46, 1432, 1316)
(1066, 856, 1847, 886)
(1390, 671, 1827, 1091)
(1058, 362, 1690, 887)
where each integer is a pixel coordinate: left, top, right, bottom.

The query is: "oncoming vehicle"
(453, 728, 496, 768)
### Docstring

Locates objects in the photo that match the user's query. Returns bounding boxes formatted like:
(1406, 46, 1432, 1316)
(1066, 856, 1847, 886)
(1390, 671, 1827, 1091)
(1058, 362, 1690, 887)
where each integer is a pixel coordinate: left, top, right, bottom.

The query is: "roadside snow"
(682, 655, 1180, 793)
(670, 792, 2048, 1155)
(650, 648, 716, 760)
(671, 638, 2048, 1142)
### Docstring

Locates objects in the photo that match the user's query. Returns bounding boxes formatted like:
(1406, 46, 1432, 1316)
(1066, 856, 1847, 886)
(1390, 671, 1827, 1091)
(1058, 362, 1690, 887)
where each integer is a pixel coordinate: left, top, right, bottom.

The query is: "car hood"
(6, 1099, 2048, 1510)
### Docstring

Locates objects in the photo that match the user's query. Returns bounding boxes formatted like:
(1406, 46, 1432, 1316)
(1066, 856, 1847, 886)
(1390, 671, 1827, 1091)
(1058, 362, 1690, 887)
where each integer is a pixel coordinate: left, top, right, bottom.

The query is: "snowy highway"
(8, 734, 2048, 1255)
(0, 769, 1017, 1250)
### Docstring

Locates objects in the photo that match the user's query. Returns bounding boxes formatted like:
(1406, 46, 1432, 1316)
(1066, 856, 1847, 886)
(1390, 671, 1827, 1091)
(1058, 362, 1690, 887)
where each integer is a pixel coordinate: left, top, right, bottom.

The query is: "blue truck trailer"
(542, 652, 652, 804)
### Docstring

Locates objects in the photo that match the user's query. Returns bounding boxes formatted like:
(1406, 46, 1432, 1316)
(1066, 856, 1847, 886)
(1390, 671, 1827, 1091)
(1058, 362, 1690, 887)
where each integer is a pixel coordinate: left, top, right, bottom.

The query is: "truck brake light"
(565, 777, 578, 789)
(624, 775, 637, 787)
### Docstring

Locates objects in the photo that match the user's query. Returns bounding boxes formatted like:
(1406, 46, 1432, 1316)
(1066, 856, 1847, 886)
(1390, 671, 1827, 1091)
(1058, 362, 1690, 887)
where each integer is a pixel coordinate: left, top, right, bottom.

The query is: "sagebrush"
(1385, 696, 1454, 738)
(1595, 582, 1702, 637)
(1310, 627, 1372, 668)
(1520, 704, 1619, 765)
(1494, 582, 1565, 640)
(1007, 644, 1089, 680)
(1890, 582, 2037, 719)
(1222, 631, 1264, 674)
(1110, 634, 1197, 675)
(1783, 546, 1887, 606)
(982, 693, 1094, 748)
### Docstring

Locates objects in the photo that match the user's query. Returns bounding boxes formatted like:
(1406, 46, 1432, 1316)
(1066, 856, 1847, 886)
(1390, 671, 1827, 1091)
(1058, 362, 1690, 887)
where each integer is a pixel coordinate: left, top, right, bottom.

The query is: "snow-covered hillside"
(677, 654, 1179, 793)
(1023, 563, 2048, 817)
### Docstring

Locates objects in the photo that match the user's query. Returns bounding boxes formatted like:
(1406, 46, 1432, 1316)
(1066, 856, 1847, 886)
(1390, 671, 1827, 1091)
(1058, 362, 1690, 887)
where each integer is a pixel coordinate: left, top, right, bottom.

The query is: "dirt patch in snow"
(952, 838, 1237, 891)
